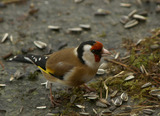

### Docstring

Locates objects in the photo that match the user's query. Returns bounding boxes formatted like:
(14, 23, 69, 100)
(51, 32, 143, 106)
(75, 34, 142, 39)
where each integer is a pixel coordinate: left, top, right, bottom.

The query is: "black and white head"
(76, 40, 110, 68)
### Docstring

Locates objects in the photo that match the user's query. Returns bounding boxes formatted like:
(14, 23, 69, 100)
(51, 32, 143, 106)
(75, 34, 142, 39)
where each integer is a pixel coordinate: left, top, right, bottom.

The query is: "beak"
(102, 48, 111, 56)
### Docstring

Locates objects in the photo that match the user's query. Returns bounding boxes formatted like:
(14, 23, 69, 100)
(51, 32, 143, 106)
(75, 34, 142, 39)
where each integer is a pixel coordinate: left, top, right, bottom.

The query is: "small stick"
(0, 61, 4, 70)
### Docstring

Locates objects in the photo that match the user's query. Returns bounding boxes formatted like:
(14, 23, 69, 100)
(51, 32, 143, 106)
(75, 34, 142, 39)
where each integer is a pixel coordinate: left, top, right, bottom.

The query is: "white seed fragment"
(120, 15, 129, 24)
(125, 75, 135, 81)
(150, 89, 160, 96)
(114, 52, 120, 59)
(1, 33, 9, 43)
(76, 105, 85, 109)
(79, 24, 91, 30)
(34, 41, 47, 49)
(74, 0, 84, 3)
(94, 9, 110, 16)
(143, 109, 154, 115)
(96, 69, 105, 75)
(10, 75, 14, 81)
(112, 97, 122, 106)
(10, 35, 13, 43)
(68, 27, 82, 33)
(133, 14, 147, 21)
(141, 82, 152, 88)
(48, 25, 60, 31)
(120, 92, 128, 101)
(96, 100, 108, 108)
(128, 9, 137, 17)
(0, 84, 6, 87)
(79, 112, 89, 115)
(120, 3, 131, 8)
(36, 106, 47, 109)
(124, 20, 139, 29)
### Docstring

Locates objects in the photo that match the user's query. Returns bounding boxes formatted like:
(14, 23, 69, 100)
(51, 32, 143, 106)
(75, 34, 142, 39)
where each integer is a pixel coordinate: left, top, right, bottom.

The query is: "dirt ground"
(0, 0, 160, 116)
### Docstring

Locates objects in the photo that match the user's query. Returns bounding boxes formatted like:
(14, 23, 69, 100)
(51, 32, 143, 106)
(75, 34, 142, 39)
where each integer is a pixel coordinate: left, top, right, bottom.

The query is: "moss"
(27, 71, 39, 81)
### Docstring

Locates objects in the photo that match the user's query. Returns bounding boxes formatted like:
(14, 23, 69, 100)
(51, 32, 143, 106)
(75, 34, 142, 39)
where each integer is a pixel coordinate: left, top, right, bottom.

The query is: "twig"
(0, 61, 4, 70)
(104, 58, 138, 73)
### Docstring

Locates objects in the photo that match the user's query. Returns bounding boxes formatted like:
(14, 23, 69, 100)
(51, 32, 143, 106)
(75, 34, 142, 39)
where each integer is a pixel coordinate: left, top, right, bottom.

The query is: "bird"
(9, 40, 111, 106)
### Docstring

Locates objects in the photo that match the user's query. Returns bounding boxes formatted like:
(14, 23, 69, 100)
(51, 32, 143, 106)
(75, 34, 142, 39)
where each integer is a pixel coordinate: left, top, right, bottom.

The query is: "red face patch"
(91, 41, 103, 62)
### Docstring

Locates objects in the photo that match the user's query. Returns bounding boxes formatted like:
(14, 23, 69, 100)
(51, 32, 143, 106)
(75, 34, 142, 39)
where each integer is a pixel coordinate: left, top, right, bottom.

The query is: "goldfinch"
(9, 40, 111, 105)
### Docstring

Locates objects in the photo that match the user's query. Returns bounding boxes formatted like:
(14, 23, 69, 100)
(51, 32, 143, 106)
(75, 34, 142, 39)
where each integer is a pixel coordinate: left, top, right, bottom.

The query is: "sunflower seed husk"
(0, 84, 6, 87)
(120, 92, 128, 101)
(156, 5, 160, 13)
(112, 97, 122, 106)
(36, 106, 47, 109)
(143, 109, 154, 115)
(70, 95, 77, 103)
(110, 90, 118, 98)
(96, 69, 105, 75)
(79, 24, 91, 30)
(135, 39, 143, 46)
(99, 98, 111, 105)
(1, 33, 9, 43)
(150, 44, 159, 50)
(10, 35, 13, 43)
(115, 52, 120, 59)
(34, 41, 47, 49)
(14, 70, 24, 79)
(83, 92, 99, 99)
(120, 16, 129, 24)
(133, 14, 147, 21)
(94, 9, 110, 16)
(74, 0, 84, 3)
(124, 20, 139, 29)
(76, 105, 85, 109)
(102, 109, 112, 114)
(93, 108, 97, 114)
(96, 100, 108, 108)
(121, 105, 132, 112)
(68, 27, 82, 33)
(79, 112, 89, 115)
(128, 9, 137, 17)
(150, 89, 160, 96)
(48, 25, 60, 31)
(125, 75, 135, 81)
(10, 75, 14, 81)
(141, 82, 152, 88)
(120, 3, 131, 8)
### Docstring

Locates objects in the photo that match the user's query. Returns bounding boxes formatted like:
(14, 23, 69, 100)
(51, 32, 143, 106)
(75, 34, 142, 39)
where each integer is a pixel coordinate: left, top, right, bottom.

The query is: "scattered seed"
(34, 40, 47, 49)
(76, 105, 85, 109)
(0, 84, 6, 87)
(141, 82, 152, 88)
(96, 69, 105, 75)
(120, 92, 128, 101)
(74, 0, 84, 3)
(128, 9, 137, 17)
(102, 109, 112, 114)
(143, 109, 154, 115)
(68, 27, 82, 33)
(110, 90, 118, 98)
(109, 105, 117, 111)
(79, 24, 91, 30)
(120, 15, 129, 24)
(48, 25, 61, 31)
(133, 14, 147, 21)
(83, 92, 99, 99)
(150, 44, 159, 50)
(10, 75, 14, 81)
(70, 95, 77, 103)
(94, 9, 110, 16)
(1, 33, 9, 43)
(120, 3, 131, 8)
(124, 20, 138, 29)
(36, 106, 47, 109)
(93, 108, 97, 114)
(9, 35, 13, 43)
(112, 97, 122, 106)
(96, 100, 108, 108)
(99, 63, 108, 69)
(79, 112, 89, 115)
(125, 75, 135, 81)
(99, 98, 110, 105)
(150, 89, 160, 96)
(156, 5, 160, 13)
(114, 52, 120, 59)
(135, 39, 143, 46)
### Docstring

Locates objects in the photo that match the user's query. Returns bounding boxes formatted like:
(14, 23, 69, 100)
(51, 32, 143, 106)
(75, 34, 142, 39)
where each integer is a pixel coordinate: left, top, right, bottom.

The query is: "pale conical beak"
(102, 48, 111, 56)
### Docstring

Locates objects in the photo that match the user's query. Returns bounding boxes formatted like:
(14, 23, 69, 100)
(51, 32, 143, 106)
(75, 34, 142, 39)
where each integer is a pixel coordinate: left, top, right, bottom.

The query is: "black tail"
(8, 54, 48, 70)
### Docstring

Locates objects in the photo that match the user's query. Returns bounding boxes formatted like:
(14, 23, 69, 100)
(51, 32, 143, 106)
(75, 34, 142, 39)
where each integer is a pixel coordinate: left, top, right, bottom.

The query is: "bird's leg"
(81, 84, 96, 92)
(49, 83, 60, 107)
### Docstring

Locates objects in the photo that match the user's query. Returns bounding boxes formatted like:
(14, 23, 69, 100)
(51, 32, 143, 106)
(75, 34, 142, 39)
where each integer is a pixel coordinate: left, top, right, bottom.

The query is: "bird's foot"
(50, 94, 61, 107)
(81, 84, 96, 92)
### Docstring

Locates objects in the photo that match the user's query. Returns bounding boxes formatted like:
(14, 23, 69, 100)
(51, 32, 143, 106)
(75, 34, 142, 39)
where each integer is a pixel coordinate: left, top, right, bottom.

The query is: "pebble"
(124, 20, 139, 29)
(141, 82, 152, 88)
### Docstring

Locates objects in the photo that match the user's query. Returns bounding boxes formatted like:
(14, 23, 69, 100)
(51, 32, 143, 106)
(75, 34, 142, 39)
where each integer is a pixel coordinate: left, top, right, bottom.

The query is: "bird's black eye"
(91, 49, 101, 54)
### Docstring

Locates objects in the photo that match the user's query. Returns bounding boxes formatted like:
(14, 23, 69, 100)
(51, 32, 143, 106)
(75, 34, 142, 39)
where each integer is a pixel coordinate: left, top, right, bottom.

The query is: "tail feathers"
(8, 54, 48, 70)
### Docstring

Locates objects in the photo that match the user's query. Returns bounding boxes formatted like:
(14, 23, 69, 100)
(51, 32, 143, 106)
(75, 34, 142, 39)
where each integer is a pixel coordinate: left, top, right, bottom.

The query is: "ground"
(0, 0, 160, 116)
